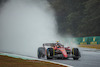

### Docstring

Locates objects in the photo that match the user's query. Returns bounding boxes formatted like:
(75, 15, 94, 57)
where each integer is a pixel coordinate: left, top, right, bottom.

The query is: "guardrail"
(72, 36, 100, 45)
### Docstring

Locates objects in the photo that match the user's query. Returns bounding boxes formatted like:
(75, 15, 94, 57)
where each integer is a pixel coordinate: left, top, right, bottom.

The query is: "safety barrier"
(73, 36, 100, 45)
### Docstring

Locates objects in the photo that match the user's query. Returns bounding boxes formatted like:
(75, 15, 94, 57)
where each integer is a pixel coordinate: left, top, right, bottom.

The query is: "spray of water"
(58, 35, 78, 49)
(0, 0, 58, 57)
(0, 0, 78, 57)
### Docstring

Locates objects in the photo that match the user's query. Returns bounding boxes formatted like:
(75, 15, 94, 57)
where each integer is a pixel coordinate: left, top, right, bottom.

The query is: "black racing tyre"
(73, 57, 79, 60)
(38, 47, 45, 59)
(47, 48, 53, 59)
(38, 49, 41, 58)
(72, 48, 80, 60)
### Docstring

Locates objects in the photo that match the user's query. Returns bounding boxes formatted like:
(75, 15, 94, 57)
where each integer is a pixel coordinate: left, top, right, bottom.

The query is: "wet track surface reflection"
(46, 48, 100, 67)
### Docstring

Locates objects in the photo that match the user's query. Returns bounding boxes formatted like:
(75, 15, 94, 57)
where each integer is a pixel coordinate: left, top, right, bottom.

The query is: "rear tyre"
(38, 47, 45, 59)
(72, 48, 81, 60)
(47, 48, 53, 59)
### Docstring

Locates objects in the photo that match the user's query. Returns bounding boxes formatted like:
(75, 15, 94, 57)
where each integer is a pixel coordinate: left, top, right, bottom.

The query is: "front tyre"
(47, 48, 53, 59)
(72, 48, 81, 60)
(73, 57, 79, 60)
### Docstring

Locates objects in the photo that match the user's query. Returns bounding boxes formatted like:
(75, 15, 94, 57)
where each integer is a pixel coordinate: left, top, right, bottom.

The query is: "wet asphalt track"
(46, 48, 100, 67)
(1, 48, 100, 67)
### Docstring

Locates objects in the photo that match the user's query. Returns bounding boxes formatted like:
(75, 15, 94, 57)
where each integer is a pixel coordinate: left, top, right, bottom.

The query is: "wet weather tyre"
(47, 48, 53, 59)
(38, 49, 41, 58)
(72, 48, 80, 60)
(38, 47, 45, 59)
(73, 57, 79, 60)
(38, 52, 41, 59)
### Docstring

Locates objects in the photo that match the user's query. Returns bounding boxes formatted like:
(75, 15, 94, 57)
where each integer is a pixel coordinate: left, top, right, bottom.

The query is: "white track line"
(0, 52, 73, 67)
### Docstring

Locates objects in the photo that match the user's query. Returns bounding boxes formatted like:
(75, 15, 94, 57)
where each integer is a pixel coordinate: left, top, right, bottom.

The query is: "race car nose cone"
(58, 48, 68, 58)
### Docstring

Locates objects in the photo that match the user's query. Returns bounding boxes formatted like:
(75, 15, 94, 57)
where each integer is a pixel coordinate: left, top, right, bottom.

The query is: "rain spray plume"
(0, 0, 58, 57)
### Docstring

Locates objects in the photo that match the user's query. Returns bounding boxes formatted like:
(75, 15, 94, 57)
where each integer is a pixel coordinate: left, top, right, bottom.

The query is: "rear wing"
(43, 43, 63, 47)
(43, 43, 56, 47)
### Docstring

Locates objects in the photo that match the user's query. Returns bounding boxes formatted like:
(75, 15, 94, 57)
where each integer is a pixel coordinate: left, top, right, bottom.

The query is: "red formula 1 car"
(37, 42, 81, 60)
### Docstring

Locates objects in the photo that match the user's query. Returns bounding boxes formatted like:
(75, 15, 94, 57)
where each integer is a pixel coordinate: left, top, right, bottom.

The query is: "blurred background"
(48, 0, 100, 37)
(0, 0, 100, 37)
(0, 0, 100, 56)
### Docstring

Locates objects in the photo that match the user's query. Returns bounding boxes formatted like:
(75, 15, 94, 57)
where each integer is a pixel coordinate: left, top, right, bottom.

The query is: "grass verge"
(0, 55, 67, 67)
(79, 44, 100, 49)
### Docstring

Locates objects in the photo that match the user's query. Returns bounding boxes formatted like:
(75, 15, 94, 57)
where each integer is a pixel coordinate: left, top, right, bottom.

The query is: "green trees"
(81, 0, 100, 36)
(0, 0, 99, 37)
(48, 0, 100, 37)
